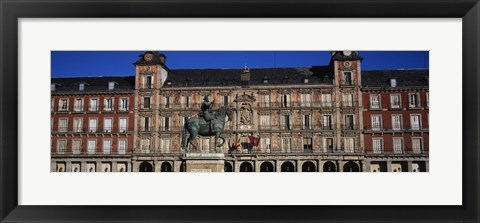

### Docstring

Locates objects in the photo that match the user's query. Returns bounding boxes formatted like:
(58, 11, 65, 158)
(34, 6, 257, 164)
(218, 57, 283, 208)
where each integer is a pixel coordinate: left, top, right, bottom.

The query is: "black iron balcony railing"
(363, 125, 429, 132)
(341, 101, 357, 108)
(342, 124, 357, 130)
(52, 150, 131, 155)
(52, 127, 134, 134)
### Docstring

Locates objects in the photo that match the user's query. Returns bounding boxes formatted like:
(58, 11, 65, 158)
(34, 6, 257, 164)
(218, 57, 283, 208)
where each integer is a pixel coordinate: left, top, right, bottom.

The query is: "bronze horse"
(181, 106, 233, 153)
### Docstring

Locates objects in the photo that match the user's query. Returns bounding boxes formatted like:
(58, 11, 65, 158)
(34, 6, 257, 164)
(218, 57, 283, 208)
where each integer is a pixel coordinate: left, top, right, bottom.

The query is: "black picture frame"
(1, 0, 479, 222)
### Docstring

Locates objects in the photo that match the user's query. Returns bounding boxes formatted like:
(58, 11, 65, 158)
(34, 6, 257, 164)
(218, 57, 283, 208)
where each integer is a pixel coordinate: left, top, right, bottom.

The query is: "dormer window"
(51, 84, 56, 91)
(263, 76, 269, 84)
(108, 82, 115, 90)
(390, 78, 397, 87)
(282, 76, 289, 84)
(79, 83, 85, 91)
(304, 78, 309, 84)
(166, 81, 172, 86)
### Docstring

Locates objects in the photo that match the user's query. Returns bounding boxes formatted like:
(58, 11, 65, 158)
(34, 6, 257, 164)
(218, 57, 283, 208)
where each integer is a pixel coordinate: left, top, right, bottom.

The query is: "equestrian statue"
(181, 96, 233, 153)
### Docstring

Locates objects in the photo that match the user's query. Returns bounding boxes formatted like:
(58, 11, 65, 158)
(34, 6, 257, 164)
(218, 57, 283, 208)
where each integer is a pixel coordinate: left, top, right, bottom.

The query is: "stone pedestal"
(183, 153, 225, 172)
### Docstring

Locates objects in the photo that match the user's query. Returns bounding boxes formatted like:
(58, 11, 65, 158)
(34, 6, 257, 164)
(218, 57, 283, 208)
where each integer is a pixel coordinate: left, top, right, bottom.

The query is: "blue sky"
(51, 51, 429, 78)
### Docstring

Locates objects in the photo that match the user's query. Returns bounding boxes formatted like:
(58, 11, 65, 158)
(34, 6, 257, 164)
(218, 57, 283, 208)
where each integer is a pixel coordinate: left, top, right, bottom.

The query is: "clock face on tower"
(343, 51, 352, 56)
(144, 53, 153, 62)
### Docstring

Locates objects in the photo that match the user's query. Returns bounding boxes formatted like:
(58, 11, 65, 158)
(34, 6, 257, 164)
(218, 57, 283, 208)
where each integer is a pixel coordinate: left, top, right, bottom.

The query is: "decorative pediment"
(234, 92, 255, 102)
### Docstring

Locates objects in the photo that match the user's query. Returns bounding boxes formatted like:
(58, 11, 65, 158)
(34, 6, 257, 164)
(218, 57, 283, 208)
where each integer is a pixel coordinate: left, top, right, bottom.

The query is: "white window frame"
(164, 96, 171, 108)
(410, 114, 422, 130)
(57, 139, 67, 154)
(321, 93, 332, 107)
(372, 138, 383, 154)
(74, 98, 84, 112)
(259, 115, 271, 129)
(88, 118, 98, 132)
(408, 93, 421, 108)
(182, 95, 191, 108)
(371, 115, 382, 131)
(281, 137, 291, 153)
(119, 98, 129, 111)
(104, 97, 114, 111)
(390, 94, 401, 109)
(303, 137, 313, 151)
(58, 118, 68, 132)
(302, 114, 312, 130)
(342, 93, 354, 107)
(301, 93, 312, 107)
(73, 117, 83, 133)
(322, 115, 333, 130)
(392, 115, 402, 131)
(323, 137, 334, 152)
(160, 138, 171, 153)
(103, 139, 112, 154)
(118, 139, 127, 154)
(393, 138, 404, 154)
(103, 118, 113, 133)
(370, 94, 381, 109)
(119, 117, 128, 132)
(344, 137, 355, 153)
(89, 98, 99, 111)
(58, 98, 69, 111)
(87, 139, 96, 154)
(412, 138, 423, 153)
(280, 93, 291, 108)
(72, 139, 82, 154)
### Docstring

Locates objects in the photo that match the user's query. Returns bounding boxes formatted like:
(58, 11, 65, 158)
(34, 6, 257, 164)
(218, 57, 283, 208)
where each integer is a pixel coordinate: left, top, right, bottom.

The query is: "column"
(296, 161, 302, 172)
(66, 161, 72, 172)
(96, 161, 102, 172)
(81, 161, 87, 172)
(154, 160, 161, 172)
(318, 160, 323, 172)
(275, 160, 281, 172)
(337, 160, 344, 172)
(127, 162, 132, 172)
(361, 160, 368, 172)
(407, 161, 413, 172)
(386, 160, 392, 172)
(425, 161, 429, 172)
(173, 160, 182, 172)
(112, 161, 118, 172)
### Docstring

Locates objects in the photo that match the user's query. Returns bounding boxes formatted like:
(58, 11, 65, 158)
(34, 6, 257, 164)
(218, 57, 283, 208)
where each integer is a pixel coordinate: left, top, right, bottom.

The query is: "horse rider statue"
(199, 96, 215, 133)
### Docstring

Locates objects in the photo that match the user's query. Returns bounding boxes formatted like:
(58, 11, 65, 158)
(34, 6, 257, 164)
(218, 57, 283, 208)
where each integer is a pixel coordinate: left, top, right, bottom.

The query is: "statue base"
(183, 153, 225, 172)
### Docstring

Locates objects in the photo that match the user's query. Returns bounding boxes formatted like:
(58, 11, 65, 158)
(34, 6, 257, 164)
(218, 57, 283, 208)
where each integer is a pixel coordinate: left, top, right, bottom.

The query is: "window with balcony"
(160, 138, 171, 153)
(72, 140, 81, 154)
(342, 93, 353, 107)
(118, 139, 127, 154)
(322, 115, 333, 130)
(412, 138, 423, 153)
(280, 114, 291, 130)
(144, 76, 153, 89)
(302, 114, 312, 130)
(119, 118, 127, 132)
(260, 115, 271, 130)
(393, 138, 404, 154)
(141, 138, 150, 150)
(409, 93, 421, 108)
(281, 137, 291, 153)
(259, 94, 270, 107)
(260, 137, 271, 152)
(164, 96, 171, 108)
(104, 118, 113, 132)
(73, 118, 83, 132)
(162, 116, 171, 131)
(57, 140, 67, 154)
(181, 95, 191, 108)
(103, 139, 112, 154)
(301, 93, 312, 107)
(74, 98, 83, 112)
(142, 117, 150, 131)
(343, 71, 353, 85)
(119, 98, 128, 111)
(89, 98, 99, 111)
(324, 138, 334, 152)
(281, 93, 291, 108)
(371, 115, 382, 131)
(104, 98, 113, 111)
(370, 94, 381, 109)
(344, 137, 355, 153)
(322, 93, 332, 107)
(303, 137, 313, 152)
(58, 118, 68, 132)
(410, 115, 421, 130)
(372, 138, 383, 154)
(143, 97, 151, 109)
(88, 118, 97, 132)
(390, 94, 401, 109)
(59, 99, 68, 111)
(392, 115, 402, 130)
(87, 139, 96, 154)
(344, 114, 354, 130)
(223, 95, 229, 106)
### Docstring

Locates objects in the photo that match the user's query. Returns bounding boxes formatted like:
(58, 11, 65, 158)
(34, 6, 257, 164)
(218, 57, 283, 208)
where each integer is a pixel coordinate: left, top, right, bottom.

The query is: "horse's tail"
(181, 120, 188, 149)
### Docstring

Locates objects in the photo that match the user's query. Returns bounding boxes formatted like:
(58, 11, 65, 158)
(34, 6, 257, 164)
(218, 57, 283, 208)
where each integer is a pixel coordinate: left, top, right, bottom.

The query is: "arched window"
(323, 161, 336, 172)
(239, 162, 253, 172)
(260, 162, 274, 172)
(224, 162, 233, 172)
(281, 162, 295, 172)
(161, 162, 172, 172)
(139, 161, 153, 172)
(302, 161, 316, 172)
(343, 161, 360, 172)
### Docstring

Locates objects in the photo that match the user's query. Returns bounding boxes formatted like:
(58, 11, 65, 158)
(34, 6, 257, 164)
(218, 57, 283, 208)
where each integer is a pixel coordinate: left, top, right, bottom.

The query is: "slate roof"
(51, 76, 135, 93)
(362, 69, 429, 89)
(164, 66, 334, 87)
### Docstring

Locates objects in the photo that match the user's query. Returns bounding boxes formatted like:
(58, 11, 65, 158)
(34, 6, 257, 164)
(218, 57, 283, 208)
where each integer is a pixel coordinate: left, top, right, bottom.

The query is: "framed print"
(1, 0, 479, 222)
